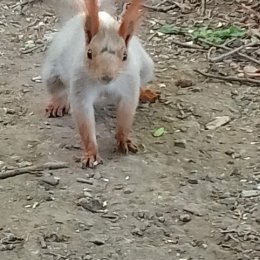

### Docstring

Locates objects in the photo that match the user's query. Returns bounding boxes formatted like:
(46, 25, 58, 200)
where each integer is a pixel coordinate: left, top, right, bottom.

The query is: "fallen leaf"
(153, 127, 165, 137)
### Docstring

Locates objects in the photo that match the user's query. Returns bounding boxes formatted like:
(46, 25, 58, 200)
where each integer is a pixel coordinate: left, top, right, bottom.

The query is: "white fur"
(42, 11, 154, 144)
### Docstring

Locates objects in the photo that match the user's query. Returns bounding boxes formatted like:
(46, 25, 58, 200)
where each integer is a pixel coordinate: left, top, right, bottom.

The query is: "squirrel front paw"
(81, 153, 103, 169)
(46, 94, 70, 118)
(117, 139, 138, 154)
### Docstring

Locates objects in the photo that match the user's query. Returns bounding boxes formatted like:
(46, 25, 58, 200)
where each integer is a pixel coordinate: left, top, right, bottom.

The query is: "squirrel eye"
(87, 49, 92, 60)
(122, 51, 127, 61)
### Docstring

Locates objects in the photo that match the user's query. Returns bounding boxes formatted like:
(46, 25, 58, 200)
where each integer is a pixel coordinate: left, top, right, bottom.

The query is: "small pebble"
(83, 256, 92, 260)
(187, 178, 198, 184)
(89, 238, 105, 246)
(179, 214, 191, 222)
(174, 139, 186, 148)
(113, 184, 124, 190)
(84, 191, 93, 198)
(138, 212, 145, 219)
(31, 75, 42, 83)
(175, 79, 193, 88)
(230, 167, 241, 176)
(40, 177, 59, 186)
(131, 227, 143, 236)
(124, 188, 134, 194)
(158, 216, 165, 223)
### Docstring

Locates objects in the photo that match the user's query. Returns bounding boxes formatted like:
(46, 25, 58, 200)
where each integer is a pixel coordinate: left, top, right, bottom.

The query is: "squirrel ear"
(118, 0, 144, 46)
(83, 0, 100, 43)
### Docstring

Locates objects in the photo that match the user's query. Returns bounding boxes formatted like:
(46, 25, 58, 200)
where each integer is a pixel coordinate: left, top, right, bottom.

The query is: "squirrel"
(42, 0, 158, 168)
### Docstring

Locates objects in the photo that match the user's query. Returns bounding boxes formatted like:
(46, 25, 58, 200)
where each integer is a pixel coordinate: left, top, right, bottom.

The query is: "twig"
(20, 44, 43, 54)
(241, 3, 260, 21)
(147, 32, 157, 42)
(194, 69, 260, 86)
(143, 1, 188, 13)
(20, 18, 39, 31)
(154, 0, 169, 8)
(238, 52, 260, 66)
(226, 233, 240, 243)
(142, 4, 175, 12)
(0, 162, 69, 180)
(44, 252, 71, 259)
(210, 41, 259, 62)
(197, 38, 260, 65)
(200, 0, 206, 16)
(220, 229, 237, 234)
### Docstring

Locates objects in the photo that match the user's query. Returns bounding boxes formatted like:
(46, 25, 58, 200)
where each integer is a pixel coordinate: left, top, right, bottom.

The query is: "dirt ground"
(0, 0, 259, 260)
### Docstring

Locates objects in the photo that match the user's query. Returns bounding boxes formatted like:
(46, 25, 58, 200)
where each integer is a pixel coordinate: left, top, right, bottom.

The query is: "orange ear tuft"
(118, 0, 144, 45)
(83, 0, 100, 43)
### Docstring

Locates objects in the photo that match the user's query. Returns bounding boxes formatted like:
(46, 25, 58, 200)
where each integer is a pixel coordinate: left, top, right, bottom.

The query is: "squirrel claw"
(117, 139, 138, 154)
(45, 97, 70, 118)
(81, 154, 103, 169)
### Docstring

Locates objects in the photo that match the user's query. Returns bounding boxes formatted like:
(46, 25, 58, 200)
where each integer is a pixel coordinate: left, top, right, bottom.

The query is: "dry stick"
(209, 41, 259, 63)
(21, 44, 43, 54)
(194, 69, 260, 86)
(154, 0, 169, 8)
(241, 3, 260, 21)
(143, 0, 185, 12)
(142, 4, 175, 12)
(200, 0, 207, 16)
(0, 162, 69, 180)
(238, 52, 260, 66)
(198, 38, 260, 65)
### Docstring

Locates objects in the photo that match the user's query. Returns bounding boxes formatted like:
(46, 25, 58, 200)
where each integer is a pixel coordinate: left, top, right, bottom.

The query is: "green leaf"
(153, 127, 166, 137)
(190, 25, 246, 44)
(159, 24, 175, 34)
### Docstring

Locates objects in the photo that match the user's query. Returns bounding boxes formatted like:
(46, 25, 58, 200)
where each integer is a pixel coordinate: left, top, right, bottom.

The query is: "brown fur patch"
(77, 115, 97, 156)
(118, 0, 144, 44)
(83, 0, 100, 42)
(115, 102, 138, 153)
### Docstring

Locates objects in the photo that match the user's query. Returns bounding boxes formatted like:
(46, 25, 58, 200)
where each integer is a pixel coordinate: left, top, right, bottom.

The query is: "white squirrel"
(42, 0, 155, 168)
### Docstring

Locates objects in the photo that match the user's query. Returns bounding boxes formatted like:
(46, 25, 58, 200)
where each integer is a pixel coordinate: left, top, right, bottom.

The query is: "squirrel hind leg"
(45, 76, 70, 118)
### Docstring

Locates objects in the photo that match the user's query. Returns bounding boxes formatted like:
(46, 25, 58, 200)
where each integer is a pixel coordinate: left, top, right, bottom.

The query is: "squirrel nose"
(101, 76, 113, 84)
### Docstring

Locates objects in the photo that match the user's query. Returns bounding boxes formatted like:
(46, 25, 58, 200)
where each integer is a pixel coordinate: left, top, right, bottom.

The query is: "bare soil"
(0, 1, 259, 260)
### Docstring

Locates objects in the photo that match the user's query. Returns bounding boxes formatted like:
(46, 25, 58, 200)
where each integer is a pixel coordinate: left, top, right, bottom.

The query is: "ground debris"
(241, 190, 260, 198)
(174, 139, 187, 148)
(89, 237, 106, 246)
(0, 162, 69, 180)
(76, 178, 94, 185)
(175, 79, 193, 88)
(0, 231, 24, 251)
(179, 214, 191, 223)
(40, 176, 60, 186)
(183, 203, 206, 217)
(1, 0, 260, 259)
(77, 197, 106, 213)
(205, 116, 231, 130)
(43, 232, 70, 243)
